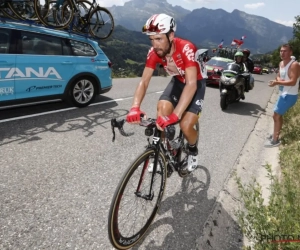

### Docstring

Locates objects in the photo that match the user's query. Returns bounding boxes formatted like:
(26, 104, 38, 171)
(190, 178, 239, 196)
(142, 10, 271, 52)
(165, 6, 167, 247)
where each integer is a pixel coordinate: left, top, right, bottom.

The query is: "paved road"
(0, 73, 274, 250)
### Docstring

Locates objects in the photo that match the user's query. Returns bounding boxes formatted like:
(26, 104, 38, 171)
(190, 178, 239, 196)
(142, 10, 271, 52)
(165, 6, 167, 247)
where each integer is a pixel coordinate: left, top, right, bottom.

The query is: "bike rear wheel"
(88, 7, 114, 39)
(108, 149, 166, 249)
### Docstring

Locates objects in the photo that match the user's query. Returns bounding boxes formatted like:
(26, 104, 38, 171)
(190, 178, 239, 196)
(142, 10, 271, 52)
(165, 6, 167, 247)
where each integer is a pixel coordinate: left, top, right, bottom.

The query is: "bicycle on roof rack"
(108, 116, 204, 249)
(34, 0, 114, 39)
(0, 0, 33, 20)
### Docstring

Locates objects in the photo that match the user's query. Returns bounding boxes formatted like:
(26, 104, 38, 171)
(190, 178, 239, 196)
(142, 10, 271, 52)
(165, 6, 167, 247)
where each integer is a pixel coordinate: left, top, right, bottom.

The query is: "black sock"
(188, 143, 198, 155)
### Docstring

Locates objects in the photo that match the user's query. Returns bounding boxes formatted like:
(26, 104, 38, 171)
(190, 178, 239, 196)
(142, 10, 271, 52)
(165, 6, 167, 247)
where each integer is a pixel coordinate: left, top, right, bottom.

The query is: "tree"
(293, 15, 300, 40)
(292, 15, 300, 60)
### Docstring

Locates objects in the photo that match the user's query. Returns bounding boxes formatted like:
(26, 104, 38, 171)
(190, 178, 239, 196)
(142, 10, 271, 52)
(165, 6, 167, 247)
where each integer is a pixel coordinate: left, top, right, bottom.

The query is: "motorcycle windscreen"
(224, 63, 241, 74)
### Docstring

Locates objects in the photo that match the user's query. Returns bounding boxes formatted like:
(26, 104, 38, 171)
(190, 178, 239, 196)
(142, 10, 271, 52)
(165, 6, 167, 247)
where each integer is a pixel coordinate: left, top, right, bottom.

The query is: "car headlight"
(229, 78, 236, 84)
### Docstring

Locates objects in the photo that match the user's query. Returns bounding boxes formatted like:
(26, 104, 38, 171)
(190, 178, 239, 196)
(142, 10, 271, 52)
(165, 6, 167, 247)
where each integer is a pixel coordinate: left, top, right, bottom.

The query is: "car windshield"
(206, 58, 231, 68)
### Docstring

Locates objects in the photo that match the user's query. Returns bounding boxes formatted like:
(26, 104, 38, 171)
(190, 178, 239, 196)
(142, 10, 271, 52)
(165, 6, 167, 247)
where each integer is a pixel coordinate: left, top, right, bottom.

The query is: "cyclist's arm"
(131, 67, 154, 108)
(173, 66, 198, 119)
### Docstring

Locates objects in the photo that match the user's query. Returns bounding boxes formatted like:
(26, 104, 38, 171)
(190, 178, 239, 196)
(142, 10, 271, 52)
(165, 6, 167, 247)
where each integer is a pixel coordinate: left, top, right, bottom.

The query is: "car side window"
(20, 31, 63, 55)
(0, 28, 11, 54)
(69, 39, 96, 56)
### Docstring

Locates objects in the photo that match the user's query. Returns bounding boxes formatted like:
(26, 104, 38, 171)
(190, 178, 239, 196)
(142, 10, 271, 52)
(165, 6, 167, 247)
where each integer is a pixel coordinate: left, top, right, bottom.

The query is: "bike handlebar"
(111, 117, 175, 142)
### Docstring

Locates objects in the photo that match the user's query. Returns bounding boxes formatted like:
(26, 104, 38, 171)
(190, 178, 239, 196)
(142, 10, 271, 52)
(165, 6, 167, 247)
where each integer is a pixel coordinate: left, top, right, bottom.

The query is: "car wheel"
(68, 77, 97, 107)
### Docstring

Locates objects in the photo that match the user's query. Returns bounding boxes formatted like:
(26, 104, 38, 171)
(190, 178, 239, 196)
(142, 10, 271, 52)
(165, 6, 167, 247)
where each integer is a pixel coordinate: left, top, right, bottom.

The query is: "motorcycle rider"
(242, 49, 254, 92)
(231, 51, 248, 99)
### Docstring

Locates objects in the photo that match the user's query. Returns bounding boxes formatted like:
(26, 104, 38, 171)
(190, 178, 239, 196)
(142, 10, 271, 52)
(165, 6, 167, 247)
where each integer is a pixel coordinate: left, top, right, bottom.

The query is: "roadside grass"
(236, 98, 300, 250)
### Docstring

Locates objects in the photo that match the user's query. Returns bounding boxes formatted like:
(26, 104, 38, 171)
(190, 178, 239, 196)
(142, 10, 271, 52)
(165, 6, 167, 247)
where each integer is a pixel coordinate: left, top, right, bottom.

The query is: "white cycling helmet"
(142, 14, 176, 35)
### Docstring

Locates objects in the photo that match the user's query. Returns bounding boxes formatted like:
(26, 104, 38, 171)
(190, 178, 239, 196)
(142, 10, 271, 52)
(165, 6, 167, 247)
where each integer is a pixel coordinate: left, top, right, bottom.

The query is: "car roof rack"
(0, 17, 100, 42)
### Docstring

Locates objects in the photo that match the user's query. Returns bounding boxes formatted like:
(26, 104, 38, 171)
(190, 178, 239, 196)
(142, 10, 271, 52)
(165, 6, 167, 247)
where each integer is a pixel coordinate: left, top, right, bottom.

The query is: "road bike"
(34, 0, 114, 39)
(108, 117, 203, 249)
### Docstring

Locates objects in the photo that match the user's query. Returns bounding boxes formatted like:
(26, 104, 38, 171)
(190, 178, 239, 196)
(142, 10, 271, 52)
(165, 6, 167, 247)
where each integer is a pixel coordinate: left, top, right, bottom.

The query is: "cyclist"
(126, 13, 206, 173)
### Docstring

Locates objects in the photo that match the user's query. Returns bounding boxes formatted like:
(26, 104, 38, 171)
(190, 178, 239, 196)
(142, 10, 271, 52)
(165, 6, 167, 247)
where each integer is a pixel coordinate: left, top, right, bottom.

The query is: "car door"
(15, 30, 75, 99)
(0, 28, 16, 102)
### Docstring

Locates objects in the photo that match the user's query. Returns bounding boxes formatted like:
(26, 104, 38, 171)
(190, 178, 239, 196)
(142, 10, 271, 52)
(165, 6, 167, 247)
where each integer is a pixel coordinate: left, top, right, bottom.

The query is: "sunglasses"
(142, 21, 161, 33)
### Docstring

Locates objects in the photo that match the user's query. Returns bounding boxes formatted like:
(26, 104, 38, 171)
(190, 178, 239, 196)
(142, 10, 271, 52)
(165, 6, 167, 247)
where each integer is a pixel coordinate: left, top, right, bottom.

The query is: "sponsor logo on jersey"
(182, 44, 195, 61)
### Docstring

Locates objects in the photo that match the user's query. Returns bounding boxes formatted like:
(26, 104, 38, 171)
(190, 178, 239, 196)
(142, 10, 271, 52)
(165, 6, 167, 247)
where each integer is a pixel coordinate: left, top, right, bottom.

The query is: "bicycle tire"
(108, 149, 167, 249)
(88, 6, 114, 40)
(0, 5, 19, 20)
(61, 0, 93, 34)
(34, 0, 74, 29)
(8, 1, 36, 21)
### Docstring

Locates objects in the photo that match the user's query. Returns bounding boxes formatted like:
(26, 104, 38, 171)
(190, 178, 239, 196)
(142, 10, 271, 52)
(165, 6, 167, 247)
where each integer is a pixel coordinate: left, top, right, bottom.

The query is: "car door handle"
(61, 62, 73, 65)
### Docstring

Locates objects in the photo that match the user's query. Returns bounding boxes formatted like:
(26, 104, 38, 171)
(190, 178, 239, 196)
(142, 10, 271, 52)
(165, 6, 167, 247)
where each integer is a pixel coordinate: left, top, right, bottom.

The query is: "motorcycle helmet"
(234, 51, 243, 61)
(243, 49, 251, 57)
(235, 51, 244, 57)
(142, 14, 176, 35)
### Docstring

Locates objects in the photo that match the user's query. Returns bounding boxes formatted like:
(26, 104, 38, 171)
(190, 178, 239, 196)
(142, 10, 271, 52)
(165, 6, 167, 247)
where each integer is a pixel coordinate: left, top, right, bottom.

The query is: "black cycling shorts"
(159, 77, 206, 116)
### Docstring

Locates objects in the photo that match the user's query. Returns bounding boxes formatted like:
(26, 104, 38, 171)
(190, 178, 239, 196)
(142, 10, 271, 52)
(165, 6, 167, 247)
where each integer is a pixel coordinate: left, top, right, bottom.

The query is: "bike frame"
(112, 118, 185, 200)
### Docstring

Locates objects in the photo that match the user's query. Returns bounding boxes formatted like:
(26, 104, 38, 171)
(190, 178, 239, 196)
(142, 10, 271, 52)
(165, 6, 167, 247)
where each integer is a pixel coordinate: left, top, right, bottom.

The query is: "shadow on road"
(0, 96, 128, 146)
(132, 165, 243, 250)
(223, 101, 265, 117)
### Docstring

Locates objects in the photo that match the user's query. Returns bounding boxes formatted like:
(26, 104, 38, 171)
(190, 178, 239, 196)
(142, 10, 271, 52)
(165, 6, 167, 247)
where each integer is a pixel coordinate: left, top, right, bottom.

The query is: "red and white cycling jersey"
(145, 37, 203, 83)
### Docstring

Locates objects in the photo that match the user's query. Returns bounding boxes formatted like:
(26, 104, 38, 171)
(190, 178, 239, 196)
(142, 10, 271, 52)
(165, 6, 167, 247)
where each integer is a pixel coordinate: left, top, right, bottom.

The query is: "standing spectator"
(265, 44, 300, 147)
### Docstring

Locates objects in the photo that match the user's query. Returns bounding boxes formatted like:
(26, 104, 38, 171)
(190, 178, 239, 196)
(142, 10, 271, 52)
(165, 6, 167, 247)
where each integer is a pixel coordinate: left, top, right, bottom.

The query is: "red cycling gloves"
(126, 107, 145, 123)
(156, 113, 179, 129)
(127, 107, 179, 129)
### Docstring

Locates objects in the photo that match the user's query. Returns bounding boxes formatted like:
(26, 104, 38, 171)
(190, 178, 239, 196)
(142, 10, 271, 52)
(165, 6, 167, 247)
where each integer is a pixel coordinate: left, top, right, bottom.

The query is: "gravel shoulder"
(196, 87, 280, 250)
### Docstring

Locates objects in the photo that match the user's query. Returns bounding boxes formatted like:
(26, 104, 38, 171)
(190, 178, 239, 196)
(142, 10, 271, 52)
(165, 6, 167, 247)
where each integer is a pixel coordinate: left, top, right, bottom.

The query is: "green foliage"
(293, 15, 300, 40)
(236, 100, 300, 250)
(99, 25, 151, 77)
(271, 46, 281, 67)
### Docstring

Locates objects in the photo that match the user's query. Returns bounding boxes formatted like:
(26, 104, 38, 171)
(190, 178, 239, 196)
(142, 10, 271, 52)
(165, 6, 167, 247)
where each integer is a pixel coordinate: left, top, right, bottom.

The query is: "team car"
(0, 21, 112, 108)
(253, 65, 263, 74)
(205, 57, 234, 85)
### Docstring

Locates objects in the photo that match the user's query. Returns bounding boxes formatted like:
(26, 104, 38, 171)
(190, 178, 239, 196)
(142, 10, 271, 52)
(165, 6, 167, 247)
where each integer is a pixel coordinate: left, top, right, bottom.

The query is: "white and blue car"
(0, 21, 112, 108)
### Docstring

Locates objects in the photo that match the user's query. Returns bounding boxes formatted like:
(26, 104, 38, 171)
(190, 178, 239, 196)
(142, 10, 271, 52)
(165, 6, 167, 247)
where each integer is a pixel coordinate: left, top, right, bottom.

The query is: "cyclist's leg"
(180, 112, 199, 145)
(157, 76, 183, 116)
(180, 79, 206, 171)
(180, 78, 205, 141)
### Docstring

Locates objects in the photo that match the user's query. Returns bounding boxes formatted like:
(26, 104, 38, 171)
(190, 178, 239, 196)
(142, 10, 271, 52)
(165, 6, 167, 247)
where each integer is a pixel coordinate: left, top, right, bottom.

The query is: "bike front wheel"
(88, 7, 114, 39)
(108, 149, 167, 249)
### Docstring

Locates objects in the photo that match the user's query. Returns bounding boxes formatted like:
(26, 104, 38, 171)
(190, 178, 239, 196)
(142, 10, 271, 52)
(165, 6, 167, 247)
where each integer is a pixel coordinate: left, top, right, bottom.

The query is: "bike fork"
(135, 130, 162, 201)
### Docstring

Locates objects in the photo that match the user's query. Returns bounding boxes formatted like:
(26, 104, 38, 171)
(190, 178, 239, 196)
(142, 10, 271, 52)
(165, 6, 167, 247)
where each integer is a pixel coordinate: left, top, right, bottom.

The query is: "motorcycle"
(218, 63, 254, 110)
